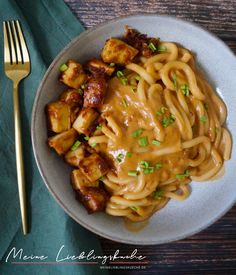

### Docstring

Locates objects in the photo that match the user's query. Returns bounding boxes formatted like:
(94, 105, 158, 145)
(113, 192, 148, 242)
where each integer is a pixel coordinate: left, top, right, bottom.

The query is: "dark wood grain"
(64, 1, 236, 274)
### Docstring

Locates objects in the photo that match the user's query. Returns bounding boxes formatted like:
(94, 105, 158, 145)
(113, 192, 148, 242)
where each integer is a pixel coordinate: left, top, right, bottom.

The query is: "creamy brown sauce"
(100, 77, 189, 180)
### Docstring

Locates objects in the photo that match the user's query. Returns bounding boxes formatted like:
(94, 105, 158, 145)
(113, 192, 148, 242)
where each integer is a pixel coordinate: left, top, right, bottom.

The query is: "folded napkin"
(0, 0, 108, 274)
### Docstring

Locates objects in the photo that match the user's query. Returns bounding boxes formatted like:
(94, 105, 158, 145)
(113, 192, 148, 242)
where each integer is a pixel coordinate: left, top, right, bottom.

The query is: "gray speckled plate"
(31, 15, 236, 245)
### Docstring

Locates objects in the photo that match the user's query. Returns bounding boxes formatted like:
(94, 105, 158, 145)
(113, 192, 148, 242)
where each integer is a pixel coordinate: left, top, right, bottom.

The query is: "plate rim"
(31, 14, 236, 245)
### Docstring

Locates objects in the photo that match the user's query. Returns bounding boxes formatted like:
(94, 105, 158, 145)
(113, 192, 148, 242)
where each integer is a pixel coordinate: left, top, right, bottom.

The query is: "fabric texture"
(0, 0, 107, 274)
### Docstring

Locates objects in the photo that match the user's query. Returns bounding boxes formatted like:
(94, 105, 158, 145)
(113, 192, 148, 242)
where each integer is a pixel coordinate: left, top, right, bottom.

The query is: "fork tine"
(3, 21, 11, 64)
(6, 21, 17, 64)
(15, 20, 29, 63)
(12, 20, 22, 63)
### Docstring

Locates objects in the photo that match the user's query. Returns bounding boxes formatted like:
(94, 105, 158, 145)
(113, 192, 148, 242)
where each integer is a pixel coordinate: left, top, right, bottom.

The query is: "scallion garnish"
(176, 170, 190, 180)
(99, 176, 105, 181)
(126, 152, 133, 158)
(153, 189, 163, 199)
(84, 136, 89, 141)
(71, 140, 81, 151)
(116, 153, 124, 163)
(122, 98, 128, 107)
(116, 70, 124, 78)
(96, 124, 102, 130)
(155, 163, 162, 169)
(135, 75, 141, 81)
(81, 84, 85, 90)
(91, 142, 97, 148)
(152, 139, 161, 146)
(148, 42, 157, 52)
(172, 73, 177, 89)
(109, 63, 115, 67)
(131, 128, 143, 138)
(138, 136, 149, 147)
(180, 84, 190, 96)
(162, 115, 175, 128)
(157, 45, 167, 52)
(200, 116, 207, 123)
(59, 63, 68, 72)
(139, 160, 150, 169)
(128, 170, 138, 177)
(129, 206, 138, 211)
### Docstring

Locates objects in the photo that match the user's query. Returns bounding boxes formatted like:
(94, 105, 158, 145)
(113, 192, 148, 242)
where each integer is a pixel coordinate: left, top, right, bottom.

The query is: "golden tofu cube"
(73, 108, 99, 135)
(60, 60, 86, 89)
(48, 128, 78, 155)
(78, 186, 109, 213)
(86, 58, 115, 76)
(79, 153, 109, 182)
(64, 144, 86, 167)
(101, 38, 138, 65)
(60, 89, 83, 107)
(46, 101, 71, 133)
(71, 169, 98, 190)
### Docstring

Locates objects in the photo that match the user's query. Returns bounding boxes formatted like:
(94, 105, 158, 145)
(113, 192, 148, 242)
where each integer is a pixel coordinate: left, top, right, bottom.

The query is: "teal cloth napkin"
(0, 0, 108, 274)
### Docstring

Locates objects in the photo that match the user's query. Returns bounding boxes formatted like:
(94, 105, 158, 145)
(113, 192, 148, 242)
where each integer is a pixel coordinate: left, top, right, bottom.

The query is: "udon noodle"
(95, 42, 231, 222)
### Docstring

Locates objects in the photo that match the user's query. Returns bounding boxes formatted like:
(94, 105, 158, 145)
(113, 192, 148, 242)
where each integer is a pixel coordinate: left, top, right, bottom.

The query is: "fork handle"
(13, 82, 28, 235)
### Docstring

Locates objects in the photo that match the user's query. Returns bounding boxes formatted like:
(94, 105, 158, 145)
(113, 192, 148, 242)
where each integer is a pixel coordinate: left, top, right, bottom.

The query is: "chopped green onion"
(180, 84, 190, 96)
(121, 78, 128, 85)
(77, 88, 83, 95)
(162, 115, 175, 128)
(59, 63, 68, 72)
(152, 140, 161, 146)
(84, 136, 89, 141)
(126, 152, 133, 158)
(109, 63, 115, 67)
(200, 116, 207, 123)
(116, 153, 124, 163)
(129, 206, 138, 211)
(139, 160, 150, 169)
(157, 45, 167, 52)
(172, 73, 177, 89)
(176, 170, 190, 180)
(143, 167, 154, 174)
(131, 128, 143, 138)
(161, 106, 168, 114)
(122, 98, 128, 107)
(156, 111, 162, 116)
(90, 142, 97, 148)
(155, 163, 162, 169)
(128, 170, 138, 177)
(148, 42, 157, 52)
(81, 84, 85, 90)
(138, 136, 149, 147)
(71, 140, 81, 151)
(99, 176, 105, 181)
(153, 189, 163, 199)
(116, 70, 124, 78)
(96, 124, 102, 130)
(135, 75, 141, 81)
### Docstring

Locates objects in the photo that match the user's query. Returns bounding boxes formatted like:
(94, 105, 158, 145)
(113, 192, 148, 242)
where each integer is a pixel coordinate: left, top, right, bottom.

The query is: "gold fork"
(3, 20, 30, 235)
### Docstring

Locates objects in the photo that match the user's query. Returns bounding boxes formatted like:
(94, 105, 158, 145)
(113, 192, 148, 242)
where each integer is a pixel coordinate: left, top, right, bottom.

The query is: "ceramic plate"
(31, 15, 236, 244)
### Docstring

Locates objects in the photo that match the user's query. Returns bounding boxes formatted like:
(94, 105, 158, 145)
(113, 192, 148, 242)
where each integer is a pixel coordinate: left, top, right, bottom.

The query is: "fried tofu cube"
(73, 108, 99, 135)
(78, 186, 109, 213)
(101, 38, 138, 65)
(46, 101, 71, 133)
(48, 128, 78, 155)
(85, 58, 115, 76)
(83, 77, 107, 108)
(65, 144, 86, 167)
(60, 89, 83, 107)
(79, 153, 109, 182)
(60, 60, 86, 89)
(71, 169, 99, 190)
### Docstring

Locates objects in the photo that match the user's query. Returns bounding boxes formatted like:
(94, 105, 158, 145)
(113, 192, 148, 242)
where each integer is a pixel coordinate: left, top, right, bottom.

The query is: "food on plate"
(46, 26, 232, 222)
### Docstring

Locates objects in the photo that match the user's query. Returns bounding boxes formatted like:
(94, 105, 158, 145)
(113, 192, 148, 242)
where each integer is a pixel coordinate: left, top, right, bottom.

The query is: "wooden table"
(64, 1, 236, 273)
